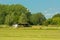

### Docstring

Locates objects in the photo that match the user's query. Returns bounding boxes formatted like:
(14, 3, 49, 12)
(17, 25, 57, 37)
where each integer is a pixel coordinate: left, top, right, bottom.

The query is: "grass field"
(0, 26, 60, 40)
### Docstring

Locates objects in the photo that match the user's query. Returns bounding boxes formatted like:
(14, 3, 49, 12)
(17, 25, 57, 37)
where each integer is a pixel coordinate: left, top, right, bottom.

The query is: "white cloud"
(44, 8, 53, 13)
(44, 8, 60, 13)
(44, 11, 48, 13)
(43, 8, 60, 18)
(45, 13, 53, 18)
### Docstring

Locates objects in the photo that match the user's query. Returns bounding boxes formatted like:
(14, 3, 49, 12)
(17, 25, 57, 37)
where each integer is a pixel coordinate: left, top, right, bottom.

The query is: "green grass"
(0, 27, 60, 40)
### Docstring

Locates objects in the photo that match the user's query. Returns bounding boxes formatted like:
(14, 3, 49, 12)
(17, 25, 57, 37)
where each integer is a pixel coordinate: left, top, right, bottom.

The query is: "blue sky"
(0, 0, 60, 18)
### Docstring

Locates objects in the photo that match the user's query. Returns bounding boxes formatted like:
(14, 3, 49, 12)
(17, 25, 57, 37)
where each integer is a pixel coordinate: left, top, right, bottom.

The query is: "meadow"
(0, 26, 60, 40)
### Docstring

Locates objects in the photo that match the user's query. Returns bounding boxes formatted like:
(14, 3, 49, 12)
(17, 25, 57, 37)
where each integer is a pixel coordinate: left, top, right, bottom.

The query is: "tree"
(52, 13, 60, 18)
(0, 4, 9, 24)
(4, 12, 15, 25)
(30, 12, 46, 25)
(0, 4, 31, 26)
(51, 13, 60, 25)
(51, 17, 60, 25)
(18, 13, 28, 24)
(43, 18, 52, 26)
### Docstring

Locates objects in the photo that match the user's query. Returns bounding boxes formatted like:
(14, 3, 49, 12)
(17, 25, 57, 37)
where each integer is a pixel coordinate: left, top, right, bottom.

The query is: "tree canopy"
(0, 4, 60, 26)
(44, 13, 60, 26)
(51, 13, 60, 25)
(30, 13, 46, 25)
(0, 4, 31, 25)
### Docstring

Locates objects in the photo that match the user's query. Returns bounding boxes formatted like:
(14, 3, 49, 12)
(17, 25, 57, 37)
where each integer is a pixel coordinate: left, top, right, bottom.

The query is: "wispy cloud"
(43, 8, 60, 18)
(44, 8, 60, 13)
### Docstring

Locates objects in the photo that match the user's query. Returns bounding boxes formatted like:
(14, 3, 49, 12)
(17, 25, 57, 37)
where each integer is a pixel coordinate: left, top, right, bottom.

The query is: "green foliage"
(52, 13, 60, 18)
(0, 4, 31, 25)
(44, 13, 60, 25)
(44, 13, 60, 26)
(51, 13, 60, 25)
(18, 13, 28, 24)
(4, 12, 15, 25)
(51, 17, 60, 25)
(43, 18, 52, 26)
(30, 13, 46, 25)
(1, 4, 60, 26)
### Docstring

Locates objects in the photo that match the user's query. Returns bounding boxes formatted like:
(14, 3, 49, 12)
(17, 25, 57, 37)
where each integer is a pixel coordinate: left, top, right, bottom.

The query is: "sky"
(0, 0, 60, 18)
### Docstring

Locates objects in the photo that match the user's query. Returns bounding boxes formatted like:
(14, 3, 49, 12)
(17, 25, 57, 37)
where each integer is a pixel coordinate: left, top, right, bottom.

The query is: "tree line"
(0, 4, 60, 26)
